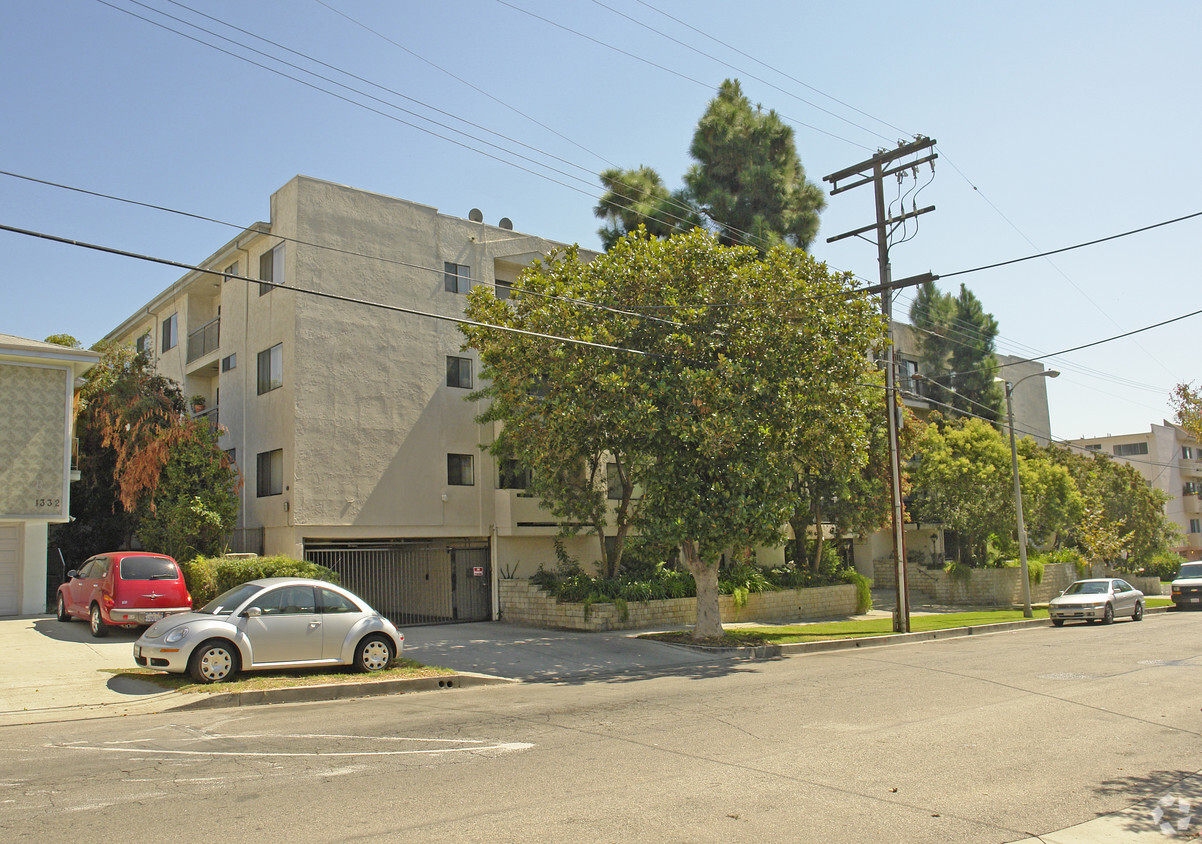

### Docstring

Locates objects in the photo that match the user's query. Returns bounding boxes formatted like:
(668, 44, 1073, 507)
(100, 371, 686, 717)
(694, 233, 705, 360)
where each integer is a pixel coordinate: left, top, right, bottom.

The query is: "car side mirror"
(243, 607, 262, 618)
(66, 570, 78, 580)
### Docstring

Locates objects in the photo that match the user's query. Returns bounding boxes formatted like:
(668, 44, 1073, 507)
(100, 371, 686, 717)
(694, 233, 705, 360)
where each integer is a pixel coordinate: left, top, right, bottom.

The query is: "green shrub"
(1139, 551, 1185, 582)
(180, 554, 339, 608)
(842, 569, 873, 614)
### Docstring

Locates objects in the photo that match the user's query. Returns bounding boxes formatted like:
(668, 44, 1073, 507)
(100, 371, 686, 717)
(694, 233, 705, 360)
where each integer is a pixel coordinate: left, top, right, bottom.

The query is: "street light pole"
(999, 370, 1059, 618)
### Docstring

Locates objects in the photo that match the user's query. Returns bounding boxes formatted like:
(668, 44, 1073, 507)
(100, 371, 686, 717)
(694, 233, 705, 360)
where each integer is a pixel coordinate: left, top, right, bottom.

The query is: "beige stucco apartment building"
(105, 176, 612, 622)
(1068, 422, 1202, 561)
(0, 335, 99, 615)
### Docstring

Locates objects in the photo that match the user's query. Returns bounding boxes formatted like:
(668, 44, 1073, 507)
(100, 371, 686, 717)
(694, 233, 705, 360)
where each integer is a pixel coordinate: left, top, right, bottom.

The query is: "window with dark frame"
(221, 353, 236, 372)
(259, 245, 283, 296)
(161, 314, 178, 352)
(1113, 442, 1149, 457)
(444, 262, 471, 294)
(447, 453, 474, 486)
(498, 459, 531, 490)
(256, 449, 283, 497)
(446, 356, 473, 389)
(495, 278, 512, 300)
(135, 332, 152, 356)
(257, 343, 283, 394)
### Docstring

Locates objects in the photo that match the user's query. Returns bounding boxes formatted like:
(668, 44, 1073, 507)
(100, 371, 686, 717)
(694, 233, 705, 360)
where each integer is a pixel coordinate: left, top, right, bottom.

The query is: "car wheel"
(1051, 618, 1065, 627)
(56, 593, 71, 623)
(354, 634, 395, 673)
(89, 604, 109, 638)
(1102, 603, 1114, 625)
(188, 640, 240, 684)
(1133, 601, 1144, 621)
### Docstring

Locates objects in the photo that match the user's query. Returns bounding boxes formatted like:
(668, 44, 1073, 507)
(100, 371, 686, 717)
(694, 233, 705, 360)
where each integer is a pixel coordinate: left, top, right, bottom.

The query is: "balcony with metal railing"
(186, 317, 220, 364)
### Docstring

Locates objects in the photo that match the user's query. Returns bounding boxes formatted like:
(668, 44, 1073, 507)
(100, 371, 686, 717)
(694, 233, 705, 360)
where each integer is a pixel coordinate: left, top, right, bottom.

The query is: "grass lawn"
(104, 657, 453, 694)
(645, 597, 1176, 647)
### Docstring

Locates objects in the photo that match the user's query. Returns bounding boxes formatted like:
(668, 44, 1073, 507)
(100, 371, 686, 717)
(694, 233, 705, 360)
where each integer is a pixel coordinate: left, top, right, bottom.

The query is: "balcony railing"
(186, 317, 220, 363)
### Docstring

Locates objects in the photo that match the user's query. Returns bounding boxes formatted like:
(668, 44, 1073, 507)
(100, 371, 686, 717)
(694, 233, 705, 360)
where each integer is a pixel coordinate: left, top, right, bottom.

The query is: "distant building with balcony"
(104, 176, 607, 624)
(1068, 423, 1202, 561)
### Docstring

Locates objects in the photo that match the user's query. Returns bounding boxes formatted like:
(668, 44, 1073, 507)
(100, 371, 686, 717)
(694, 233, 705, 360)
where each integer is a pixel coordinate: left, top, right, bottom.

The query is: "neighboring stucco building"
(1068, 422, 1202, 561)
(0, 334, 99, 616)
(104, 176, 622, 623)
(851, 322, 1057, 577)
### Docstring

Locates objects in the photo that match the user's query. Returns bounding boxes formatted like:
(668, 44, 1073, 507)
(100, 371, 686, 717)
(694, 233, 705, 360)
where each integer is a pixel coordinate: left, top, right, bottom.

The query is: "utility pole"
(823, 136, 938, 634)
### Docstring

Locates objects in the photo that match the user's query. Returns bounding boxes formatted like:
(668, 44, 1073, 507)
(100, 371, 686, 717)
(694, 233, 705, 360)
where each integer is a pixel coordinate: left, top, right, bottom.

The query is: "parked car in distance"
(57, 552, 192, 638)
(134, 577, 403, 683)
(1170, 562, 1202, 609)
(1048, 578, 1144, 627)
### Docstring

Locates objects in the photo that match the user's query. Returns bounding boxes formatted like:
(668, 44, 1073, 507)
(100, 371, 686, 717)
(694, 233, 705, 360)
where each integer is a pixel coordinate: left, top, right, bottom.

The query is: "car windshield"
(1178, 563, 1202, 579)
(118, 556, 179, 580)
(1065, 581, 1109, 595)
(199, 583, 264, 615)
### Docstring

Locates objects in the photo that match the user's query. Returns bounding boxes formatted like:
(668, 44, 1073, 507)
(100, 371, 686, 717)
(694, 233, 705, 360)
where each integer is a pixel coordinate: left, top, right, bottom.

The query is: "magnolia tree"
(462, 229, 882, 639)
(1173, 383, 1202, 442)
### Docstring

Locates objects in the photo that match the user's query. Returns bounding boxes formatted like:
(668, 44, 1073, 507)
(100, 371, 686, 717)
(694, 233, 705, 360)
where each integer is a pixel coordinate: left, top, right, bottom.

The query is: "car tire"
(188, 640, 240, 684)
(56, 593, 71, 623)
(89, 604, 109, 638)
(1051, 618, 1064, 627)
(1133, 601, 1144, 621)
(1102, 603, 1114, 625)
(354, 634, 394, 673)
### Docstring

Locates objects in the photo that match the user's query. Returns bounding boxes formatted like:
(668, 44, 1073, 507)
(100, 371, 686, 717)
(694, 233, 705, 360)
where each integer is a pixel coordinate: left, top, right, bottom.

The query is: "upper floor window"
(1114, 442, 1149, 457)
(1184, 446, 1196, 460)
(259, 244, 284, 295)
(444, 262, 471, 294)
(495, 278, 513, 300)
(161, 314, 178, 352)
(1082, 443, 1102, 451)
(898, 359, 919, 394)
(221, 354, 236, 372)
(224, 261, 238, 283)
(256, 448, 283, 497)
(135, 331, 152, 357)
(1190, 519, 1201, 534)
(446, 356, 473, 389)
(1185, 482, 1201, 496)
(447, 453, 474, 486)
(257, 343, 283, 394)
(498, 459, 531, 490)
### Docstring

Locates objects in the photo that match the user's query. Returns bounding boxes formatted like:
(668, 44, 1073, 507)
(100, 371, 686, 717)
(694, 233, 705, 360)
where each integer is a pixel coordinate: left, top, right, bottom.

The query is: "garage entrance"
(303, 539, 491, 626)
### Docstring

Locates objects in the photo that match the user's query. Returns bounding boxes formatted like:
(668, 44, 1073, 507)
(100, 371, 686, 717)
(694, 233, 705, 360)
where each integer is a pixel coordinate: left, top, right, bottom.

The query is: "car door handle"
(309, 621, 321, 629)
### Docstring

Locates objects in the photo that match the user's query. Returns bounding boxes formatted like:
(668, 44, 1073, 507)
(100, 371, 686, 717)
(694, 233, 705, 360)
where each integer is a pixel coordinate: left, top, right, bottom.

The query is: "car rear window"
(118, 556, 179, 580)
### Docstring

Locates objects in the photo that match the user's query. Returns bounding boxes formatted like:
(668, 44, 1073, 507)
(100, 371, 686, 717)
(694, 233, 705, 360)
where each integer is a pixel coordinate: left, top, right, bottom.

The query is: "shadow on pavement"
(1091, 769, 1200, 837)
(31, 618, 143, 644)
(105, 674, 170, 696)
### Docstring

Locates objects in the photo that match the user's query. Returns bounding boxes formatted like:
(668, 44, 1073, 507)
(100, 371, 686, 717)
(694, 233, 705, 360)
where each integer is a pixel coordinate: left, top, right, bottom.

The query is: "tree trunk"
(811, 500, 824, 573)
(682, 539, 723, 640)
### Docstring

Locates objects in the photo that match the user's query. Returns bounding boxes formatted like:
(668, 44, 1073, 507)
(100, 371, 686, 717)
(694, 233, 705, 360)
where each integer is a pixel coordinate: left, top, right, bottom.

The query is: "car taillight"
(102, 593, 115, 607)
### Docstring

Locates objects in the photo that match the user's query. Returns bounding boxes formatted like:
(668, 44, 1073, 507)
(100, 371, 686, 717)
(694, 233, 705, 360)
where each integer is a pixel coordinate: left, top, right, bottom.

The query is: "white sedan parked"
(134, 577, 402, 683)
(1048, 578, 1144, 627)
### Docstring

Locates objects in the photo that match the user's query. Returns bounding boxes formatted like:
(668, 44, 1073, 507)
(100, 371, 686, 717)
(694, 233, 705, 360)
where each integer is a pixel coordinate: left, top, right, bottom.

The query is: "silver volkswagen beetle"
(134, 577, 402, 683)
(1047, 578, 1144, 627)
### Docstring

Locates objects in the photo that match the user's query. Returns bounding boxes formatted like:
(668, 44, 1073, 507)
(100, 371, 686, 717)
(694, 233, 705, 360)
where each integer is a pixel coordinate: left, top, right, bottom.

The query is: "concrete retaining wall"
(497, 579, 860, 632)
(875, 561, 1161, 606)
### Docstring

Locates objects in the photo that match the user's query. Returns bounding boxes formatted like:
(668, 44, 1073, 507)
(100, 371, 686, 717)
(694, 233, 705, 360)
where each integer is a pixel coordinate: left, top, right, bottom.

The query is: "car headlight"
(164, 626, 190, 644)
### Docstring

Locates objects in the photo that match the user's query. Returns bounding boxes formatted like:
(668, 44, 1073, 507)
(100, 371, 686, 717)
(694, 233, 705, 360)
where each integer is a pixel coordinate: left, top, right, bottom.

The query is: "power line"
(0, 221, 655, 357)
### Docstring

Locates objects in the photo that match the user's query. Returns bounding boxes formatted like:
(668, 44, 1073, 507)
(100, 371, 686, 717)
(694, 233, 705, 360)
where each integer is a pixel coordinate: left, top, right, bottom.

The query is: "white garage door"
(0, 524, 19, 616)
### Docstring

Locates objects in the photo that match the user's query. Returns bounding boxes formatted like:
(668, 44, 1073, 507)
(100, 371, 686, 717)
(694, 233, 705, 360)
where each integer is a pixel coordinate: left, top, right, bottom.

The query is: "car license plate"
(1191, 598, 1200, 604)
(144, 612, 163, 622)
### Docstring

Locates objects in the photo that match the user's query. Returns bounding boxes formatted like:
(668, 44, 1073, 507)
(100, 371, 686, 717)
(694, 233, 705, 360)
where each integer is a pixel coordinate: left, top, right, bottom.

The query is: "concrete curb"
(166, 671, 518, 711)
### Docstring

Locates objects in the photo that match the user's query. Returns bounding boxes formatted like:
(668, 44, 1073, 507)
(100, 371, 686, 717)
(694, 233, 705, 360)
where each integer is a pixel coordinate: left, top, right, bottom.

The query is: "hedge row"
(178, 555, 339, 608)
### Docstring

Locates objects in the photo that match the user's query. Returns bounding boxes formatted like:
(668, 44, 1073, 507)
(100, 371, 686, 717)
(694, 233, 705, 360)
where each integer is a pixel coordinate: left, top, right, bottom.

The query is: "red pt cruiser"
(57, 552, 192, 638)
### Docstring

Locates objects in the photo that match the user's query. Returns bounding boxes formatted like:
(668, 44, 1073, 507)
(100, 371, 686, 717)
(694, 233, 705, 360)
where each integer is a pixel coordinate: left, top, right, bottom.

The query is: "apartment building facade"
(105, 176, 603, 623)
(1069, 422, 1202, 561)
(0, 334, 99, 615)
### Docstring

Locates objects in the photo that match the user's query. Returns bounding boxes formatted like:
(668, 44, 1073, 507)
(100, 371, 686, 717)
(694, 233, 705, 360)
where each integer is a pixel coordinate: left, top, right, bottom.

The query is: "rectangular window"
(1113, 442, 1149, 457)
(257, 343, 282, 394)
(256, 449, 283, 497)
(1190, 519, 1201, 534)
(221, 353, 236, 372)
(1184, 446, 1195, 460)
(446, 356, 473, 389)
(161, 314, 178, 352)
(1082, 443, 1102, 451)
(224, 448, 236, 466)
(1185, 482, 1200, 496)
(447, 453, 474, 486)
(135, 332, 152, 356)
(607, 462, 623, 500)
(498, 459, 531, 490)
(444, 262, 471, 294)
(898, 359, 918, 395)
(495, 278, 512, 300)
(259, 244, 284, 295)
(224, 261, 238, 283)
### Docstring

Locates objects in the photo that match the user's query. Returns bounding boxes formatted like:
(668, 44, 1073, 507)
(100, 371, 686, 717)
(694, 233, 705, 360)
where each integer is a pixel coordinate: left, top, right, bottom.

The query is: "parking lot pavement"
(391, 621, 738, 683)
(0, 615, 180, 726)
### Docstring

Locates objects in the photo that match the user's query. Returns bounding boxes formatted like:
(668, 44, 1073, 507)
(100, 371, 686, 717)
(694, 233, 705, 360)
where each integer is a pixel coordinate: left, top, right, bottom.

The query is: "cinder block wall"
(497, 579, 859, 632)
(874, 562, 1161, 607)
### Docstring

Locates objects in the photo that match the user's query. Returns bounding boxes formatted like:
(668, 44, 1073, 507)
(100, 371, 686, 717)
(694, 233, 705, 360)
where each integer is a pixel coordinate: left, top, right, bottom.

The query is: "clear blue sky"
(2, 0, 1198, 440)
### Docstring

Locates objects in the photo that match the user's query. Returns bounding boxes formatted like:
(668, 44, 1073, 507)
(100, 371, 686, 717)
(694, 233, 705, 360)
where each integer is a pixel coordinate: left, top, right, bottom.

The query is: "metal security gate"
(303, 539, 491, 626)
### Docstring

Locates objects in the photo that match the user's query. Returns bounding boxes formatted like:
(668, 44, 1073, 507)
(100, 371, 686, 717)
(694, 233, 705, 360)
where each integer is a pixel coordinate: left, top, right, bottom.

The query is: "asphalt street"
(1, 611, 1198, 843)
